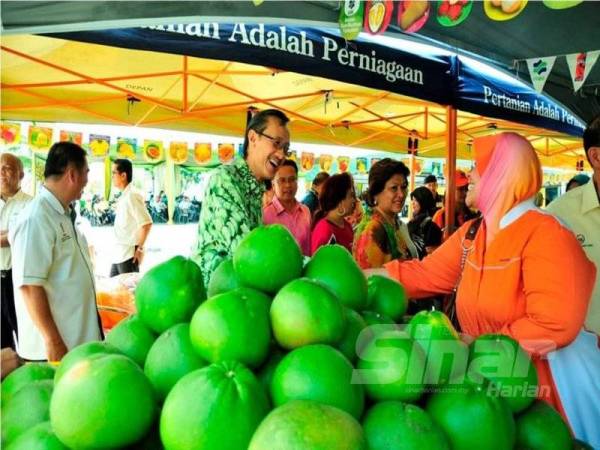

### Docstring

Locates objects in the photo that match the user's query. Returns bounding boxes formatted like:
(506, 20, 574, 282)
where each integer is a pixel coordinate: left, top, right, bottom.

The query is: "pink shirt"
(263, 196, 312, 256)
(311, 218, 354, 255)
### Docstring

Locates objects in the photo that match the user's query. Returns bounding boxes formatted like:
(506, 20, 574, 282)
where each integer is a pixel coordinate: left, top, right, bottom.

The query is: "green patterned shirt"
(192, 158, 265, 287)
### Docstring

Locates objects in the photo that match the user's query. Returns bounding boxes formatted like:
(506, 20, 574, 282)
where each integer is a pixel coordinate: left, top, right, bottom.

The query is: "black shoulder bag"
(444, 217, 483, 331)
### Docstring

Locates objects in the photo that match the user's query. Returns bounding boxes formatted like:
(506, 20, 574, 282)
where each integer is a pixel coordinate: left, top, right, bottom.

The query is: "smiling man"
(192, 109, 290, 286)
(263, 159, 311, 255)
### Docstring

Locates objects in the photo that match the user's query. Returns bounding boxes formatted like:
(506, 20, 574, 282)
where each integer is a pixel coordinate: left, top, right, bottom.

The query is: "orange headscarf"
(473, 132, 542, 242)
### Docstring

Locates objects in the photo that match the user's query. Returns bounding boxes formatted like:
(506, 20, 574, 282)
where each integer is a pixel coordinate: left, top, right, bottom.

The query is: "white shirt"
(9, 186, 102, 360)
(0, 189, 32, 270)
(112, 184, 152, 264)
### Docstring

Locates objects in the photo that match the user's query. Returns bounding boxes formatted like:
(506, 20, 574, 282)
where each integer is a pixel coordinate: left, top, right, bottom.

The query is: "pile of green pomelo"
(1, 224, 591, 449)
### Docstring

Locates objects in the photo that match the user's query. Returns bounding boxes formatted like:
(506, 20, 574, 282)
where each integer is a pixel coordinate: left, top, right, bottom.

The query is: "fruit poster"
(60, 130, 83, 146)
(397, 0, 430, 32)
(29, 126, 53, 151)
(338, 156, 350, 173)
(301, 152, 315, 172)
(356, 157, 368, 174)
(194, 143, 212, 164)
(364, 0, 393, 35)
(288, 150, 298, 163)
(436, 0, 472, 27)
(145, 140, 165, 163)
(218, 143, 235, 164)
(484, 0, 528, 21)
(167, 141, 187, 164)
(0, 122, 20, 145)
(116, 138, 137, 159)
(339, 0, 365, 40)
(320, 154, 333, 172)
(89, 134, 110, 158)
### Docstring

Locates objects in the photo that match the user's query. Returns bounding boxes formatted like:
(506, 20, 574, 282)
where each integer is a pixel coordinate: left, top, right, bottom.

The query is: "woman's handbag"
(444, 217, 482, 331)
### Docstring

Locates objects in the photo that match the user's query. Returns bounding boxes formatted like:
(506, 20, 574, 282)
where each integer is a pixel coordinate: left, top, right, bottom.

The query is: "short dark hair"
(366, 158, 410, 207)
(279, 158, 298, 174)
(113, 158, 133, 183)
(44, 141, 87, 179)
(243, 109, 290, 158)
(313, 172, 354, 226)
(424, 174, 437, 184)
(583, 114, 600, 164)
(264, 179, 272, 191)
(312, 171, 330, 187)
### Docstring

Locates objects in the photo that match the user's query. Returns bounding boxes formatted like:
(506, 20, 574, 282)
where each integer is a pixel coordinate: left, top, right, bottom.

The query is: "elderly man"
(0, 153, 32, 350)
(264, 159, 311, 255)
(547, 114, 600, 334)
(9, 142, 102, 361)
(192, 109, 290, 286)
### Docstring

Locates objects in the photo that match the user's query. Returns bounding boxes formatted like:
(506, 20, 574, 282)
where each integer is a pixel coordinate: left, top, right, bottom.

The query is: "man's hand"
(45, 337, 68, 362)
(132, 246, 144, 265)
(1, 348, 23, 380)
(0, 229, 10, 248)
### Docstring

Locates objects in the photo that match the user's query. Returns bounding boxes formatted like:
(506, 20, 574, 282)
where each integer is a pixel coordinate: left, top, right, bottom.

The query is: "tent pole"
(409, 151, 416, 218)
(444, 106, 457, 240)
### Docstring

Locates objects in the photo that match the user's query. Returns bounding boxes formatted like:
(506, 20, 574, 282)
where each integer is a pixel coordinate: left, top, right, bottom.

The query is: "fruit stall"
(1, 224, 592, 449)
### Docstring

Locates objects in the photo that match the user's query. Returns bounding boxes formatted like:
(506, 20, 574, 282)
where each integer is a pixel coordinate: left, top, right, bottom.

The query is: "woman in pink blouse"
(310, 173, 356, 255)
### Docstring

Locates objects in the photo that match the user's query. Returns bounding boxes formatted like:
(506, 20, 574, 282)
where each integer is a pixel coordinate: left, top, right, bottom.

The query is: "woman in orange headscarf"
(375, 132, 598, 445)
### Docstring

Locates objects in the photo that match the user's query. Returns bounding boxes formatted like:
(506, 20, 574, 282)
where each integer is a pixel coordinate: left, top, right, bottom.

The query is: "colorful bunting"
(1, 122, 21, 145)
(59, 130, 83, 145)
(526, 56, 556, 93)
(301, 152, 315, 172)
(89, 134, 110, 158)
(320, 154, 333, 171)
(194, 143, 212, 164)
(116, 137, 137, 159)
(398, 0, 430, 32)
(338, 156, 350, 173)
(218, 143, 235, 164)
(167, 141, 186, 164)
(356, 157, 368, 174)
(339, 0, 365, 40)
(29, 126, 53, 151)
(437, 0, 472, 26)
(364, 0, 394, 35)
(144, 140, 165, 162)
(566, 51, 599, 92)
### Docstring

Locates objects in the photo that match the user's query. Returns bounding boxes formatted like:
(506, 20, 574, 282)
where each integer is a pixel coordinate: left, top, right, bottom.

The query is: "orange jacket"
(386, 210, 596, 410)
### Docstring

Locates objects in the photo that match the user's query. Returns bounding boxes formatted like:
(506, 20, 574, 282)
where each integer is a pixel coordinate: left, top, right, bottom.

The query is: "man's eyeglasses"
(275, 176, 298, 185)
(256, 131, 291, 155)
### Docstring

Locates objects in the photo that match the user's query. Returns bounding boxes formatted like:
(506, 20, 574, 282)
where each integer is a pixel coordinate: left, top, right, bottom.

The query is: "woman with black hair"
(407, 186, 443, 259)
(353, 158, 418, 268)
(310, 172, 356, 255)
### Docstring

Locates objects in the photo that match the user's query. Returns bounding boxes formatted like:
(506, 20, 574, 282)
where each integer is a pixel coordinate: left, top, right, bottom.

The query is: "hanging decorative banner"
(339, 0, 365, 40)
(398, 0, 430, 32)
(59, 130, 82, 145)
(143, 140, 164, 162)
(0, 122, 21, 145)
(251, 0, 264, 5)
(542, 0, 582, 9)
(166, 141, 186, 164)
(566, 50, 599, 92)
(338, 156, 350, 173)
(301, 152, 315, 172)
(116, 137, 137, 159)
(319, 154, 333, 171)
(89, 134, 110, 157)
(29, 126, 53, 151)
(484, 0, 528, 21)
(218, 143, 235, 164)
(526, 56, 556, 93)
(194, 143, 212, 164)
(436, 0, 472, 27)
(288, 150, 298, 163)
(364, 0, 394, 35)
(356, 157, 368, 174)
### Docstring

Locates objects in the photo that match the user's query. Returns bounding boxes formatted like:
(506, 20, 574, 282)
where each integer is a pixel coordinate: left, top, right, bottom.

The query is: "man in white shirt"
(9, 142, 102, 361)
(110, 159, 152, 276)
(1, 153, 32, 350)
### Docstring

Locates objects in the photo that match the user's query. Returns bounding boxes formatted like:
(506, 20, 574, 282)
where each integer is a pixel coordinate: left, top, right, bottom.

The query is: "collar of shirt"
(581, 176, 600, 215)
(271, 195, 301, 216)
(40, 185, 70, 215)
(0, 189, 27, 206)
(234, 158, 264, 199)
(499, 197, 537, 230)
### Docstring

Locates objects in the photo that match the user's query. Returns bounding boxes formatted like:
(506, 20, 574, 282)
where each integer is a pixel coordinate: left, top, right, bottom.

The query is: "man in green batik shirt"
(192, 109, 291, 286)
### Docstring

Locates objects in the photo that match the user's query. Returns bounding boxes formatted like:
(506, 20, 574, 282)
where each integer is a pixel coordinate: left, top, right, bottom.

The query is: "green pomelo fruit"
(160, 361, 269, 450)
(206, 259, 241, 297)
(304, 244, 368, 310)
(136, 256, 206, 333)
(106, 314, 157, 367)
(190, 287, 271, 368)
(144, 323, 207, 401)
(271, 344, 364, 419)
(270, 278, 345, 350)
(4, 422, 67, 450)
(356, 329, 426, 403)
(468, 333, 538, 413)
(407, 311, 468, 386)
(336, 308, 368, 363)
(55, 341, 121, 383)
(361, 310, 396, 327)
(256, 347, 286, 402)
(50, 354, 156, 449)
(248, 400, 367, 450)
(362, 401, 449, 450)
(1, 380, 53, 445)
(515, 401, 572, 450)
(426, 381, 516, 450)
(1, 363, 54, 404)
(367, 275, 407, 321)
(233, 224, 303, 294)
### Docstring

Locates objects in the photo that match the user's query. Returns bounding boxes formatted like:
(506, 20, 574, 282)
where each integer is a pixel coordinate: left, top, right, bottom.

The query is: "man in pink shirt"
(263, 159, 311, 255)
